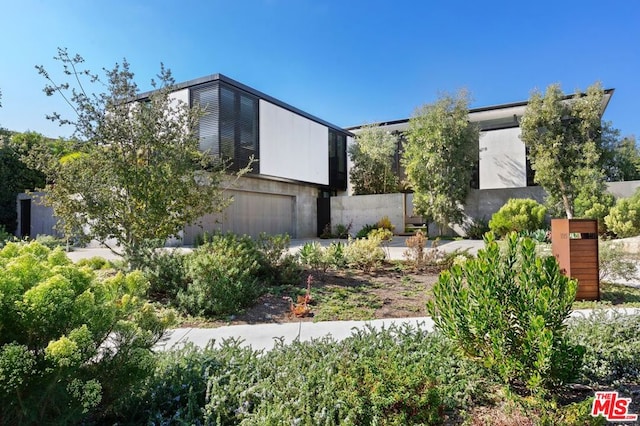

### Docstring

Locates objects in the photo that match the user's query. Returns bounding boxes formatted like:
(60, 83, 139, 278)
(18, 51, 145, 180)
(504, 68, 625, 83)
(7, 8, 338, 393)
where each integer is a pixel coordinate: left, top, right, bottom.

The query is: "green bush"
(256, 233, 301, 285)
(34, 233, 68, 249)
(567, 311, 640, 388)
(604, 189, 640, 237)
(0, 225, 14, 247)
(178, 233, 264, 317)
(75, 255, 114, 270)
(488, 198, 547, 237)
(140, 249, 189, 301)
(344, 235, 385, 271)
(355, 223, 377, 239)
(114, 325, 490, 425)
(298, 241, 330, 273)
(0, 241, 169, 424)
(428, 232, 582, 395)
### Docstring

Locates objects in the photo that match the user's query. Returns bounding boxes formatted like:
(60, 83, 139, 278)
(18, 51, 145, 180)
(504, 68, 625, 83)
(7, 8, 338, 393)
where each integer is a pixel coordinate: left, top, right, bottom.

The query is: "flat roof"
(138, 73, 354, 137)
(346, 88, 614, 131)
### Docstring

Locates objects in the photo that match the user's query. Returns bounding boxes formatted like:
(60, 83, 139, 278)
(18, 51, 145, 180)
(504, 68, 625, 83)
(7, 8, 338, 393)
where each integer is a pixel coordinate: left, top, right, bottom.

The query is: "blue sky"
(1, 0, 638, 139)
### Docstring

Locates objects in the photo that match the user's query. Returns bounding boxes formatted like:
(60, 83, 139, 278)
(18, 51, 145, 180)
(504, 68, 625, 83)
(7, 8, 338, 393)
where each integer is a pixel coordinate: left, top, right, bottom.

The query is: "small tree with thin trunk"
(520, 82, 609, 219)
(402, 90, 479, 233)
(348, 124, 400, 195)
(36, 48, 245, 267)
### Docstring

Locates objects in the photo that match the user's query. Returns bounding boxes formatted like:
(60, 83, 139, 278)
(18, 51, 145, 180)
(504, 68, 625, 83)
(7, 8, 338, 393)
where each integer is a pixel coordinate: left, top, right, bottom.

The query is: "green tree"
(0, 132, 48, 234)
(348, 124, 400, 194)
(36, 48, 242, 267)
(520, 82, 610, 219)
(601, 131, 640, 181)
(402, 90, 479, 232)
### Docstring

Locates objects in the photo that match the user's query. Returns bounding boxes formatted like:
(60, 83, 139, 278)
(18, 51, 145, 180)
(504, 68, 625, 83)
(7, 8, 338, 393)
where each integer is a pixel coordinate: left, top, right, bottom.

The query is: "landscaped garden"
(2, 216, 640, 424)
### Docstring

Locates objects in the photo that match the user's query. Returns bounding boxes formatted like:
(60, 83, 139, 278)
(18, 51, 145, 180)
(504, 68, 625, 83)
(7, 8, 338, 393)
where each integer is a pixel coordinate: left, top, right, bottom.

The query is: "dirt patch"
(194, 264, 440, 327)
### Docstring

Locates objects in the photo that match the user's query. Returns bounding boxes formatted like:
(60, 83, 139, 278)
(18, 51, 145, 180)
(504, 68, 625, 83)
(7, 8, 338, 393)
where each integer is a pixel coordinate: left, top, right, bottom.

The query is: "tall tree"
(520, 82, 610, 219)
(600, 131, 640, 182)
(36, 48, 242, 266)
(402, 90, 479, 231)
(348, 124, 400, 194)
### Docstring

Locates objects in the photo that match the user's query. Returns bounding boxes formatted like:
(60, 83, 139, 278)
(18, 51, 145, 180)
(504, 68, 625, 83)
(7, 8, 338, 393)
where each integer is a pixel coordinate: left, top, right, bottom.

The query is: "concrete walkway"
(155, 308, 640, 353)
(65, 237, 486, 263)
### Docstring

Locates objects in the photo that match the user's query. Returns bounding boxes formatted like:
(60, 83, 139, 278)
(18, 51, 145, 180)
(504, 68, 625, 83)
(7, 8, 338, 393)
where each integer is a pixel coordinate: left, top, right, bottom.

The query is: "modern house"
(337, 89, 617, 235)
(145, 74, 352, 243)
(346, 89, 615, 192)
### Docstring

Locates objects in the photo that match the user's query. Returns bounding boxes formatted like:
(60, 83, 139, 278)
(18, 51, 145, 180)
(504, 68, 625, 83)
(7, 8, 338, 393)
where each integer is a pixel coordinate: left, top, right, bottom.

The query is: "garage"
(183, 190, 296, 244)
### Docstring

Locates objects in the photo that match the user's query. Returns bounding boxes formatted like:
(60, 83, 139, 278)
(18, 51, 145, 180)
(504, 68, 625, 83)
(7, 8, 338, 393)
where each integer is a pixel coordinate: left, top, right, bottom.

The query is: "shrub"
(34, 233, 68, 249)
(567, 311, 640, 389)
(325, 241, 347, 269)
(140, 249, 189, 301)
(428, 232, 582, 395)
(355, 223, 377, 239)
(0, 241, 170, 424)
(114, 325, 489, 425)
(463, 216, 490, 239)
(178, 233, 264, 317)
(334, 222, 352, 239)
(256, 233, 301, 285)
(376, 215, 395, 232)
(344, 235, 385, 271)
(75, 256, 114, 270)
(0, 225, 15, 247)
(488, 198, 547, 237)
(604, 189, 640, 237)
(298, 241, 330, 273)
(403, 230, 446, 268)
(599, 240, 639, 283)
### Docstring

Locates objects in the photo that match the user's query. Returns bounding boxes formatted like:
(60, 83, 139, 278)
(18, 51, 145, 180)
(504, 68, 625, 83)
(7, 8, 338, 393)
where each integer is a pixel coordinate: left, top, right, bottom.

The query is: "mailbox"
(551, 219, 600, 301)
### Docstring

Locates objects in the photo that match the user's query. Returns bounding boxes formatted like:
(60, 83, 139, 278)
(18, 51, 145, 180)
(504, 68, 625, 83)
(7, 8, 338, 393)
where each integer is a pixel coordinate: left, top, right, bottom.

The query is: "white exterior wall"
(259, 100, 329, 185)
(169, 88, 189, 105)
(479, 127, 526, 189)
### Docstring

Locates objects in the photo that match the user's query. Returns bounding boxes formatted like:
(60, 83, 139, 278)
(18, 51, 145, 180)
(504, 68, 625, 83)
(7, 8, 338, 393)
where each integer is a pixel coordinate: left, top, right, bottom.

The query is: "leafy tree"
(520, 82, 610, 218)
(0, 132, 48, 234)
(348, 124, 400, 194)
(36, 48, 242, 267)
(402, 90, 479, 232)
(601, 131, 640, 181)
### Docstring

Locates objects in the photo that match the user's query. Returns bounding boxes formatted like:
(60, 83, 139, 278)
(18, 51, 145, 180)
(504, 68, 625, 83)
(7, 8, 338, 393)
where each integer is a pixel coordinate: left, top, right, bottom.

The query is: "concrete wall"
(330, 193, 404, 235)
(259, 100, 329, 185)
(183, 175, 319, 244)
(16, 192, 62, 238)
(606, 180, 640, 198)
(334, 181, 640, 237)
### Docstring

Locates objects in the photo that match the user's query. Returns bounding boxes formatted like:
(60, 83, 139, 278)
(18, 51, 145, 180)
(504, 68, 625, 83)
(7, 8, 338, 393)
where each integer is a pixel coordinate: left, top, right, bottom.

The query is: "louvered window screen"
(190, 82, 259, 173)
(329, 129, 347, 190)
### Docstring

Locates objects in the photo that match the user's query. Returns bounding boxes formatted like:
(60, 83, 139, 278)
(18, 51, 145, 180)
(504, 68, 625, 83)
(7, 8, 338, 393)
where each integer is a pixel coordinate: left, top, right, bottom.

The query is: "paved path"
(65, 237, 485, 263)
(155, 308, 640, 353)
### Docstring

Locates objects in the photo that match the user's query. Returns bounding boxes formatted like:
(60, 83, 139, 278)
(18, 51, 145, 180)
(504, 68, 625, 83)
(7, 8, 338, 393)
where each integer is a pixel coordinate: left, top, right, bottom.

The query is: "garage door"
(183, 191, 295, 244)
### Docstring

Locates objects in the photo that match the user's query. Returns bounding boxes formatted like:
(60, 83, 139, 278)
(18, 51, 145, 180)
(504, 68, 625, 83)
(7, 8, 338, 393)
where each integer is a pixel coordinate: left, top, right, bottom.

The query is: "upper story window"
(329, 129, 347, 191)
(191, 82, 259, 173)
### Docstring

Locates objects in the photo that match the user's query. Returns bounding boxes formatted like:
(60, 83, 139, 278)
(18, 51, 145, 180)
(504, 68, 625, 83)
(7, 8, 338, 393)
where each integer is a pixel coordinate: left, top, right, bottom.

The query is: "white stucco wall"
(169, 88, 189, 105)
(259, 100, 329, 185)
(479, 127, 526, 189)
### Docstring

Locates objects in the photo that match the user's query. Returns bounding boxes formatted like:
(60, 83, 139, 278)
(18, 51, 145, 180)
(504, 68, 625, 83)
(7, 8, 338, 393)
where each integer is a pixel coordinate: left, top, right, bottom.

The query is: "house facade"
(346, 89, 614, 193)
(151, 74, 352, 243)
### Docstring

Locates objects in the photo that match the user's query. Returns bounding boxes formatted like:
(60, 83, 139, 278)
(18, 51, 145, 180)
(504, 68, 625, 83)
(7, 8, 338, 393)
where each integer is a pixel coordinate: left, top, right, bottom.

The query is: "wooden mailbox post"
(551, 219, 600, 301)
